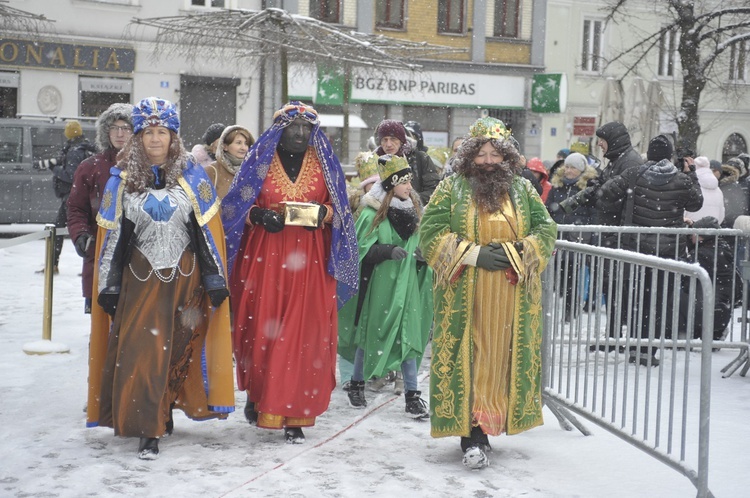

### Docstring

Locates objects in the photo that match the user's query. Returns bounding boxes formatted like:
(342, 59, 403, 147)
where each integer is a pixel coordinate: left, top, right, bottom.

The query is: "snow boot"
(347, 380, 367, 408)
(462, 445, 489, 470)
(404, 390, 429, 420)
(284, 427, 305, 444)
(244, 397, 258, 425)
(138, 437, 159, 460)
(164, 402, 175, 436)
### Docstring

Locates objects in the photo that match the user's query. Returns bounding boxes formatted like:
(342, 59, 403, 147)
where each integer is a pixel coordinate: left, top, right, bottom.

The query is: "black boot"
(404, 390, 429, 420)
(347, 380, 367, 408)
(165, 402, 175, 436)
(138, 437, 159, 460)
(284, 427, 305, 444)
(460, 426, 490, 469)
(244, 396, 258, 425)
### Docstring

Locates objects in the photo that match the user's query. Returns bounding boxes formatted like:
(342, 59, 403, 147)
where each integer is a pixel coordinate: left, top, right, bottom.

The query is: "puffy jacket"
(593, 122, 644, 226)
(685, 166, 724, 225)
(597, 159, 703, 257)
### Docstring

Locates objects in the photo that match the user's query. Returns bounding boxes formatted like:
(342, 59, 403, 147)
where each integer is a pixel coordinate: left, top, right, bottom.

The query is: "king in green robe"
(419, 140, 556, 440)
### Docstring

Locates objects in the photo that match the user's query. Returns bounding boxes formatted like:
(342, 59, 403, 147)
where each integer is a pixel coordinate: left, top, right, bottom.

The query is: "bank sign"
(290, 64, 525, 109)
(0, 38, 135, 74)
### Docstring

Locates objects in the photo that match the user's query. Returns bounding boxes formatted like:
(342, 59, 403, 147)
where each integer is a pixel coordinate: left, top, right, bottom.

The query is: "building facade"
(1, 0, 264, 148)
(543, 0, 750, 163)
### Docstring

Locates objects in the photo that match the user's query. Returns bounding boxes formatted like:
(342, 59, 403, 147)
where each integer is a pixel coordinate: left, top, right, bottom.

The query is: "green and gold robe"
(419, 174, 556, 438)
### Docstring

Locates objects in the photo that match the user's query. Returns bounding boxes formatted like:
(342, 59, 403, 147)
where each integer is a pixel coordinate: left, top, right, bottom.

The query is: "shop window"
(0, 126, 22, 163)
(438, 0, 464, 34)
(309, 0, 341, 24)
(80, 92, 130, 118)
(581, 18, 604, 73)
(658, 28, 680, 77)
(376, 0, 405, 30)
(722, 133, 748, 164)
(191, 0, 225, 7)
(0, 87, 18, 118)
(493, 0, 519, 38)
(729, 40, 749, 82)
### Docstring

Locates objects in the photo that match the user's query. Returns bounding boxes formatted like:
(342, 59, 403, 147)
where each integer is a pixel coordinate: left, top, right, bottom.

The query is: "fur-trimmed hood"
(720, 163, 740, 186)
(95, 103, 133, 151)
(549, 163, 599, 189)
(362, 181, 421, 213)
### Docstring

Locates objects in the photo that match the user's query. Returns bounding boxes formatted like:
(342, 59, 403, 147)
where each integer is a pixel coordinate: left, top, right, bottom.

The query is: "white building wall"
(543, 0, 750, 162)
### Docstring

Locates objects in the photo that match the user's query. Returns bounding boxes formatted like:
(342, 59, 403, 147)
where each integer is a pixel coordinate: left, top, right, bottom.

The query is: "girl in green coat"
(338, 155, 434, 418)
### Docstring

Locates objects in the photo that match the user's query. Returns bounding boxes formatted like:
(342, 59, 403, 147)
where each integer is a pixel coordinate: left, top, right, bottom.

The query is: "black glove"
(249, 207, 284, 233)
(304, 202, 328, 231)
(414, 247, 426, 263)
(74, 233, 93, 258)
(207, 288, 230, 308)
(586, 176, 602, 189)
(476, 244, 511, 271)
(390, 246, 408, 260)
(98, 292, 119, 317)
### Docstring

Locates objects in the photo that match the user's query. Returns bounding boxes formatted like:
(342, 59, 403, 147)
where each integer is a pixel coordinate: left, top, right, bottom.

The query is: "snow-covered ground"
(1, 237, 748, 497)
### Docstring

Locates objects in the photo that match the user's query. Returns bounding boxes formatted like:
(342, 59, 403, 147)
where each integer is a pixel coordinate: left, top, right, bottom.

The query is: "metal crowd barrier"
(556, 224, 750, 377)
(543, 239, 717, 497)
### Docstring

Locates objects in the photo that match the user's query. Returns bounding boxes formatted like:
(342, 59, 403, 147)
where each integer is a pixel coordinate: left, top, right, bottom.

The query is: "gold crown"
(468, 117, 511, 140)
(357, 152, 379, 179)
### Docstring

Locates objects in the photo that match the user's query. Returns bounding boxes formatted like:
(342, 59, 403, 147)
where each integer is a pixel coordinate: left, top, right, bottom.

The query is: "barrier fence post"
(22, 224, 70, 355)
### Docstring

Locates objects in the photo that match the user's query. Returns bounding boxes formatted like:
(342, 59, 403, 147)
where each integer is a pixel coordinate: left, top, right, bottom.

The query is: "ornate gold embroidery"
(101, 190, 112, 211)
(197, 179, 213, 203)
(270, 147, 318, 201)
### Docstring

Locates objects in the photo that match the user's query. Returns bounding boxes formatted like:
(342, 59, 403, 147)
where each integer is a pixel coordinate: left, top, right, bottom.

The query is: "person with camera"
(34, 120, 96, 274)
(546, 152, 599, 321)
(596, 134, 703, 366)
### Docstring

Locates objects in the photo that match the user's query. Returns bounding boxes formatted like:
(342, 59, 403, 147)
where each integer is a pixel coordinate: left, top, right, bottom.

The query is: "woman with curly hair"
(91, 97, 234, 460)
(418, 117, 556, 469)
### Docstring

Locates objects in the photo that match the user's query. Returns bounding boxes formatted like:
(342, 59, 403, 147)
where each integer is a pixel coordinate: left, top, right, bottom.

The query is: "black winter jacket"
(407, 149, 441, 206)
(593, 122, 644, 226)
(597, 159, 703, 257)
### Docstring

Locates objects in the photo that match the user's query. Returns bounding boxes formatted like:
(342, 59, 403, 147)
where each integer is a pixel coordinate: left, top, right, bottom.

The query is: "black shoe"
(244, 400, 258, 425)
(284, 427, 305, 444)
(165, 403, 175, 436)
(628, 351, 660, 367)
(404, 390, 429, 420)
(138, 437, 159, 460)
(460, 426, 491, 452)
(341, 380, 352, 391)
(347, 380, 367, 408)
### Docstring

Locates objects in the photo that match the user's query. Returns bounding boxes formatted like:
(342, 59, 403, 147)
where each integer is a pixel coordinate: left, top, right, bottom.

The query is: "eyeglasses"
(109, 125, 132, 134)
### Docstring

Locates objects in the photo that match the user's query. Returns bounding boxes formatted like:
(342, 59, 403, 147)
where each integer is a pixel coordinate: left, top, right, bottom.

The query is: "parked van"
(0, 117, 96, 224)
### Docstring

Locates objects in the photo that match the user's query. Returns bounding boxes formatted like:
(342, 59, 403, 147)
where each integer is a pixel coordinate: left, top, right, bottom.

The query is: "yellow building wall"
(374, 1, 530, 65)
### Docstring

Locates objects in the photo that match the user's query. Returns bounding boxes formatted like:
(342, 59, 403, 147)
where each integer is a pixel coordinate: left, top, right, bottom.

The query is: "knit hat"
(557, 148, 570, 159)
(132, 97, 179, 134)
(693, 156, 710, 170)
(709, 159, 723, 173)
(376, 119, 407, 145)
(202, 123, 226, 145)
(564, 152, 588, 172)
(64, 120, 83, 140)
(377, 154, 412, 191)
(692, 216, 720, 230)
(647, 134, 673, 162)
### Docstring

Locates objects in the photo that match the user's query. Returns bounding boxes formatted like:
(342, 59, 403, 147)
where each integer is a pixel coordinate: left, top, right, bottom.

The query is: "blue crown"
(132, 97, 180, 134)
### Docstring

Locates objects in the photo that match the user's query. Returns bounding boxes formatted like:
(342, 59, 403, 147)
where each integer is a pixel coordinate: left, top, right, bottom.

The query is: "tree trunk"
(674, 1, 704, 152)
